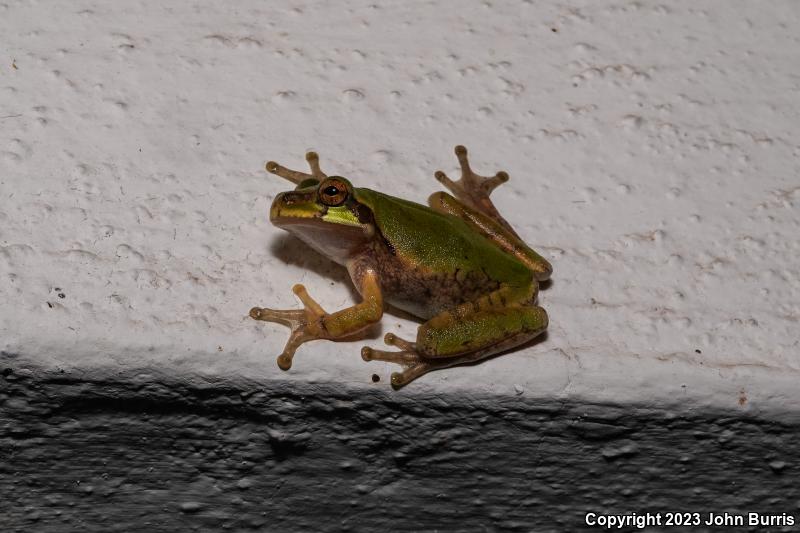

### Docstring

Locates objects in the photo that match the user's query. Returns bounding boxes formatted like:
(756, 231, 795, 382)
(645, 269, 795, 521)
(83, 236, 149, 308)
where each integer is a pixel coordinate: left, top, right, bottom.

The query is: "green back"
(354, 188, 531, 285)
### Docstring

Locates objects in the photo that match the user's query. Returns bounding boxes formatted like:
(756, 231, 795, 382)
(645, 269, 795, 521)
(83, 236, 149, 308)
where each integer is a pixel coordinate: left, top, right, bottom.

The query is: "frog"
(249, 145, 552, 388)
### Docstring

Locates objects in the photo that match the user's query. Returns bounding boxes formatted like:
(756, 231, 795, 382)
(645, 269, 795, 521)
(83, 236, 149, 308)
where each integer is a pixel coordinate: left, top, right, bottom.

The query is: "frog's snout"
(269, 190, 323, 224)
(270, 191, 302, 221)
(269, 193, 286, 222)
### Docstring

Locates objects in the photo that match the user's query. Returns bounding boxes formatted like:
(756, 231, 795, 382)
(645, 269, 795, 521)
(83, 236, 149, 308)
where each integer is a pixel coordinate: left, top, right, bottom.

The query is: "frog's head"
(269, 175, 374, 264)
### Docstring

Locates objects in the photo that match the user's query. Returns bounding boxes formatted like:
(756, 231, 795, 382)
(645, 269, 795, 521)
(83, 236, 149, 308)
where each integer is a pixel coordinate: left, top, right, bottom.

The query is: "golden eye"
(318, 177, 348, 206)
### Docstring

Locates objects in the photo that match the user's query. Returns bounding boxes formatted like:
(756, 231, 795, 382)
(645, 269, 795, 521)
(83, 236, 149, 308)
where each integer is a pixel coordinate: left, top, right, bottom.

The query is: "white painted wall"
(2, 1, 799, 417)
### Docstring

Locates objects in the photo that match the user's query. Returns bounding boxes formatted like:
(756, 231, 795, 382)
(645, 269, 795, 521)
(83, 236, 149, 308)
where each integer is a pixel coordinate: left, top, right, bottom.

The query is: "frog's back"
(356, 188, 531, 318)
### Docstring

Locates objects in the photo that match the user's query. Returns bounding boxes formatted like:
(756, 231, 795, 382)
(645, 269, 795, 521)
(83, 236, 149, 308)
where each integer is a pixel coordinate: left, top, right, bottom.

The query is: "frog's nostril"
(281, 192, 299, 205)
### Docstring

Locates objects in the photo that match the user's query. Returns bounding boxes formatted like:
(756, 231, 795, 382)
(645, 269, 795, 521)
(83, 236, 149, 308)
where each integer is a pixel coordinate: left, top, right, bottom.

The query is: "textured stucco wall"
(2, 0, 799, 530)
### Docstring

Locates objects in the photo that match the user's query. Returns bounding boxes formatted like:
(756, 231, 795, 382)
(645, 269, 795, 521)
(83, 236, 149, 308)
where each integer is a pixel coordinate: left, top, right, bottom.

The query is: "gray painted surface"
(2, 366, 797, 532)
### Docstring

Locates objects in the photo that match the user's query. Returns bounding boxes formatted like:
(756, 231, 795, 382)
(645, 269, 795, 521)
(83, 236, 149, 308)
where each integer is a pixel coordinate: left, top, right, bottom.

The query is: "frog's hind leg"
(428, 191, 552, 281)
(362, 328, 541, 389)
(362, 289, 548, 388)
(266, 150, 328, 185)
(434, 145, 519, 238)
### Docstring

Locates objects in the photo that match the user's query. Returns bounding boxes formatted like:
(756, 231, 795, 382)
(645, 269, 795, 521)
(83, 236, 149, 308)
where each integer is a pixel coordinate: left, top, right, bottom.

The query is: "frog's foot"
(266, 150, 327, 186)
(361, 333, 437, 389)
(249, 284, 328, 371)
(435, 145, 517, 237)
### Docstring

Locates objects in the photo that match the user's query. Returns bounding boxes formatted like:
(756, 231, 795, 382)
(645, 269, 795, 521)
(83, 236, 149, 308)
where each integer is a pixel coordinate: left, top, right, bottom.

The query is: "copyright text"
(585, 511, 795, 529)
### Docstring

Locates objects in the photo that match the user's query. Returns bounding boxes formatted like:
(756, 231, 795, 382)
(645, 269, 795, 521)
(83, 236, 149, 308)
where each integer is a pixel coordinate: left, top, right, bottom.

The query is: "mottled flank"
(367, 238, 502, 319)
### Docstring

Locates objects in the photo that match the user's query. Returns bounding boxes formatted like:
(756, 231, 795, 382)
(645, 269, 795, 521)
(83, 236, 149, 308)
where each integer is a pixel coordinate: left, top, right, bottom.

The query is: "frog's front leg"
(250, 268, 383, 371)
(266, 150, 328, 186)
(362, 284, 547, 388)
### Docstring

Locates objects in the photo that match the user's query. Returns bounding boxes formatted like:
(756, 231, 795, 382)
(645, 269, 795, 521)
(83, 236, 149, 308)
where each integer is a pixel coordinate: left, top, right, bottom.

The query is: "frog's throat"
(273, 216, 372, 265)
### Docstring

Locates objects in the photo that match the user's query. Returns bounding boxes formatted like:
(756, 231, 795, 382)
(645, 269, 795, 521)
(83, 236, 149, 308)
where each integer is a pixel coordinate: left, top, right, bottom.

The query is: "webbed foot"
(434, 145, 518, 237)
(250, 284, 329, 370)
(266, 150, 327, 186)
(361, 333, 436, 389)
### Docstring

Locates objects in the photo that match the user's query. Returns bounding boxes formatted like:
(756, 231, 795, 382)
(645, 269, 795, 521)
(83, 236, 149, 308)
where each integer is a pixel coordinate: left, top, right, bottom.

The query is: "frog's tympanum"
(250, 146, 552, 388)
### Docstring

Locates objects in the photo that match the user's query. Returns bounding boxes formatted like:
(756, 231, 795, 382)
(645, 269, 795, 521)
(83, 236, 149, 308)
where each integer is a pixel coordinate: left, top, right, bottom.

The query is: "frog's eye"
(318, 177, 349, 207)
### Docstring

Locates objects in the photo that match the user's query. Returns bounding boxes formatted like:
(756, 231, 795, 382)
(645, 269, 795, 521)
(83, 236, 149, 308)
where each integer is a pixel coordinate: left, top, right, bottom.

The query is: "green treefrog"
(250, 146, 552, 388)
